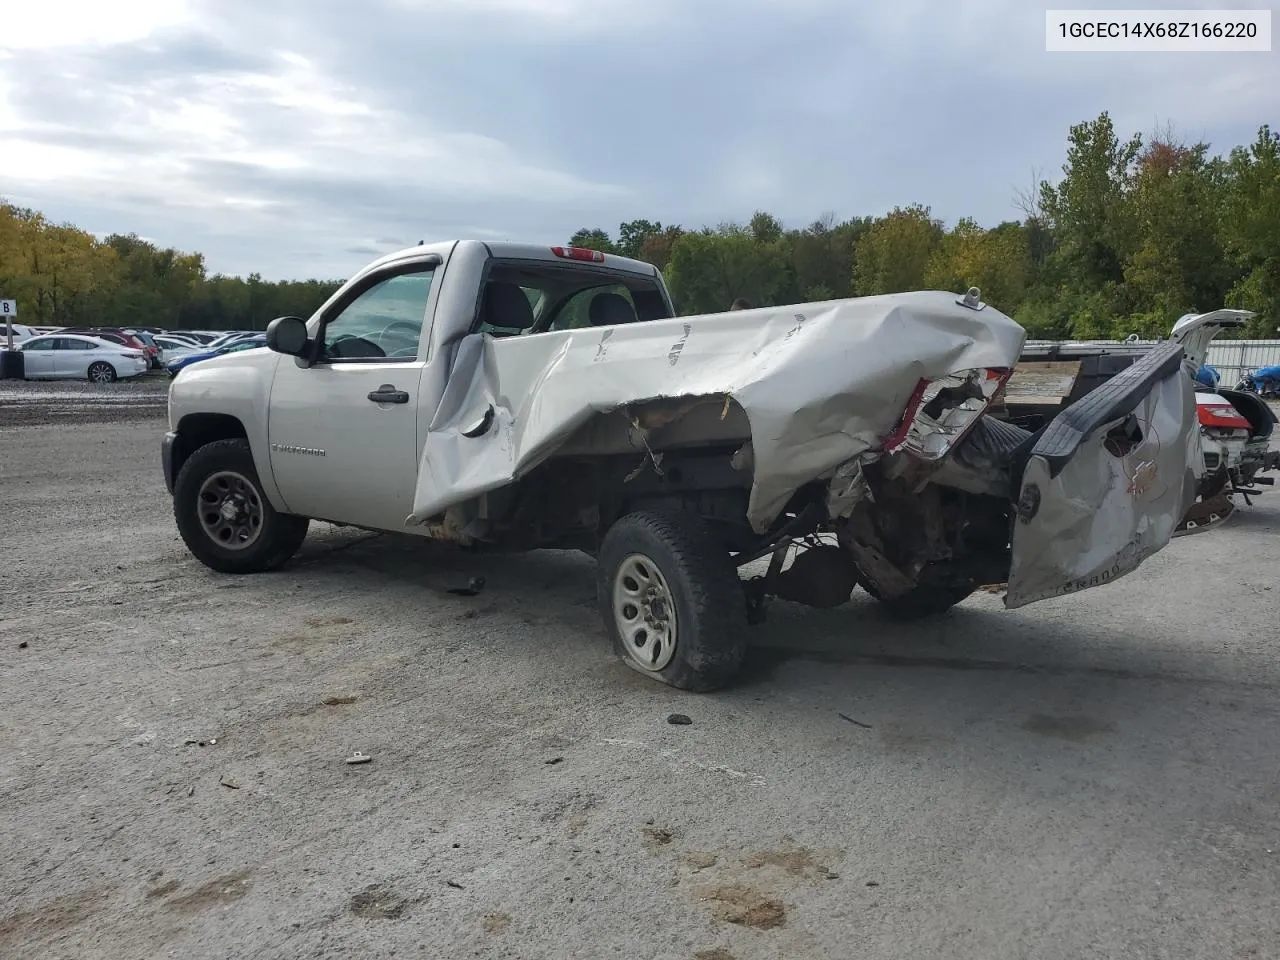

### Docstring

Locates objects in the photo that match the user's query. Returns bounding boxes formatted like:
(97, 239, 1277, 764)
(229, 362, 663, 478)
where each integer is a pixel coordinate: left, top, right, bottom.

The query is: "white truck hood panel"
(410, 292, 1026, 532)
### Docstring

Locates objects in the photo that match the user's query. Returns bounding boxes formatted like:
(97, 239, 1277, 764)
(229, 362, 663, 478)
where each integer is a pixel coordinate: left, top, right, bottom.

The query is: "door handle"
(368, 384, 410, 404)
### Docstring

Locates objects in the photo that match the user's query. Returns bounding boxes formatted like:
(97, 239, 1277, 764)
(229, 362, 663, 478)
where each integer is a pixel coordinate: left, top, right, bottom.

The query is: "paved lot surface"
(2, 391, 1278, 960)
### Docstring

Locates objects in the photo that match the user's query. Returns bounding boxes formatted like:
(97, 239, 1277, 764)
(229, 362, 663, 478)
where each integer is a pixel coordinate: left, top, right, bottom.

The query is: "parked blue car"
(166, 335, 267, 377)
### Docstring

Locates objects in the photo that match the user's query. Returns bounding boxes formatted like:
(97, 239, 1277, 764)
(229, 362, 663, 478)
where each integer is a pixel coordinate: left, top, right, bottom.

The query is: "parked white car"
(19, 334, 149, 382)
(154, 334, 202, 362)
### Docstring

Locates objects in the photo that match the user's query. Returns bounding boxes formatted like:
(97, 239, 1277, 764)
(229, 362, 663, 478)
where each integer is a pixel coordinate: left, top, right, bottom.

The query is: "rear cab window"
(471, 254, 673, 339)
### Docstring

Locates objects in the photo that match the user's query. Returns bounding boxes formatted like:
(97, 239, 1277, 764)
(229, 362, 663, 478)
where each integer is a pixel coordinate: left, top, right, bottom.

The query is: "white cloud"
(1, 0, 1277, 278)
(0, 0, 198, 49)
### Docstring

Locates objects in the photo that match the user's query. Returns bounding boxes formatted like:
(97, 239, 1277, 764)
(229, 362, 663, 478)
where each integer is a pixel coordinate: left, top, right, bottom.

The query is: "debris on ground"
(667, 713, 693, 725)
(699, 884, 787, 929)
(544, 757, 564, 765)
(447, 576, 486, 597)
(643, 825, 677, 846)
(219, 776, 240, 790)
(444, 879, 464, 890)
(345, 751, 372, 765)
(18, 641, 28, 649)
(838, 713, 872, 729)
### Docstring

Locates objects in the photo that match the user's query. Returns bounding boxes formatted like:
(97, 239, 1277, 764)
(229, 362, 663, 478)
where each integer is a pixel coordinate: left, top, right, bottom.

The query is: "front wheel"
(173, 438, 309, 574)
(597, 510, 747, 692)
(87, 362, 117, 384)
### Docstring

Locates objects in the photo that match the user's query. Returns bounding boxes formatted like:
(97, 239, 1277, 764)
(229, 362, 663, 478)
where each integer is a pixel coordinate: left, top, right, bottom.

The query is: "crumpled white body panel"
(409, 292, 1026, 532)
(1004, 354, 1198, 608)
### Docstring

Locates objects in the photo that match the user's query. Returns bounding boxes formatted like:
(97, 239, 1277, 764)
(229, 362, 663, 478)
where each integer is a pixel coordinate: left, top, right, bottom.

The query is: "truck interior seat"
(588, 292, 638, 326)
(479, 281, 536, 335)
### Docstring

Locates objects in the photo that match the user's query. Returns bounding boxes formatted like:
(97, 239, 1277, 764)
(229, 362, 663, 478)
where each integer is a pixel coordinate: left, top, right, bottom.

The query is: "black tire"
(87, 361, 117, 384)
(860, 576, 977, 621)
(597, 510, 747, 692)
(173, 438, 309, 574)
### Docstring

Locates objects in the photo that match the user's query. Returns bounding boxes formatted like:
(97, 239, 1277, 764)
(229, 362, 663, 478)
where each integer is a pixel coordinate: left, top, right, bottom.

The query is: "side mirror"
(265, 316, 310, 358)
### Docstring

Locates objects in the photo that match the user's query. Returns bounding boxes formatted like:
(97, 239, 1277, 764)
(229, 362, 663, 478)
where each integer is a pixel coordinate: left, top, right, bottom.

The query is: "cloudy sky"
(1, 0, 1276, 280)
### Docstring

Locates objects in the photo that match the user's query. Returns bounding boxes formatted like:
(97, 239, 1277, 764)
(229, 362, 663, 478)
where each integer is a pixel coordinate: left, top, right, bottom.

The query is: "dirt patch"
(162, 870, 253, 914)
(1022, 714, 1117, 743)
(684, 851, 719, 871)
(699, 884, 786, 930)
(694, 950, 736, 960)
(743, 845, 837, 880)
(483, 912, 511, 934)
(322, 695, 358, 706)
(305, 615, 354, 628)
(145, 879, 182, 899)
(348, 883, 414, 920)
(0, 887, 108, 947)
(643, 824, 678, 847)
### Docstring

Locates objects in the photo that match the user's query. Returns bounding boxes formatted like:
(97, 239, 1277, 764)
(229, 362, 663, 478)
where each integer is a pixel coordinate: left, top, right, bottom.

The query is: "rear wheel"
(597, 510, 747, 691)
(87, 362, 117, 384)
(173, 438, 309, 574)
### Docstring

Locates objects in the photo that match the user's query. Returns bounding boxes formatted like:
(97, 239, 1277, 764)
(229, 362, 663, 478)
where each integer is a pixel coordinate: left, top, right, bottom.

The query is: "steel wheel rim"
(612, 553, 678, 672)
(197, 470, 265, 551)
(89, 364, 112, 383)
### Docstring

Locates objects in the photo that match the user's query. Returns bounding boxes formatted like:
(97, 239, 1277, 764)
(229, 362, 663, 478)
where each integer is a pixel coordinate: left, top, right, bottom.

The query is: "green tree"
(665, 224, 790, 314)
(925, 218, 1032, 312)
(1221, 125, 1280, 335)
(852, 204, 943, 295)
(568, 227, 618, 254)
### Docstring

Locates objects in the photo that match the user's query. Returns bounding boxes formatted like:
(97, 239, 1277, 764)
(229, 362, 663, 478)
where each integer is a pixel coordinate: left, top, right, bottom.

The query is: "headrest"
(480, 281, 536, 330)
(588, 292, 637, 327)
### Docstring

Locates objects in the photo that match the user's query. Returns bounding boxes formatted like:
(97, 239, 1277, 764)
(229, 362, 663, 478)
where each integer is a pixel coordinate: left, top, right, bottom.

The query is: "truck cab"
(163, 240, 675, 534)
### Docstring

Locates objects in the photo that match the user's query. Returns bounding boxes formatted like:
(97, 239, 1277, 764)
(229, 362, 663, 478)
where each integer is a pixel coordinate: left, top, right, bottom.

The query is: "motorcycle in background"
(1235, 365, 1280, 399)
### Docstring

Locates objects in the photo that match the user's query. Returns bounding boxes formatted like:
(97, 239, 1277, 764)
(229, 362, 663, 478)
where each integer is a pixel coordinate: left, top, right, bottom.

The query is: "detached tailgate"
(1005, 341, 1197, 608)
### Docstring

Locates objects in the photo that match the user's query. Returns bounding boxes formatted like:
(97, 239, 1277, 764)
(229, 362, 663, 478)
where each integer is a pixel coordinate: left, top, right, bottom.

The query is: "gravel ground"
(0, 375, 169, 426)
(2, 392, 1279, 960)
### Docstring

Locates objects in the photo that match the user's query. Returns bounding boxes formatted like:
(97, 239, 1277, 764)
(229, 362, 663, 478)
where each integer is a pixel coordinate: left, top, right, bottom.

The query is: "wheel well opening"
(175, 413, 248, 476)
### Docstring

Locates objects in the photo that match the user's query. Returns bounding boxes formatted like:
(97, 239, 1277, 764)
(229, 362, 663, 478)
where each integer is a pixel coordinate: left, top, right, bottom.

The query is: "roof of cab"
(368, 239, 660, 278)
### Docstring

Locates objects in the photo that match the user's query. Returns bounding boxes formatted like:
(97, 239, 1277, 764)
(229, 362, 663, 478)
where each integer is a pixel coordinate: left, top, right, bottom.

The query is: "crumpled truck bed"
(410, 292, 1026, 533)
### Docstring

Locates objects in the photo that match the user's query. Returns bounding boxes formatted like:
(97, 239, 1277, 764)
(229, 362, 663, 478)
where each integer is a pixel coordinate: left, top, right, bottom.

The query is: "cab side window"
(322, 268, 436, 361)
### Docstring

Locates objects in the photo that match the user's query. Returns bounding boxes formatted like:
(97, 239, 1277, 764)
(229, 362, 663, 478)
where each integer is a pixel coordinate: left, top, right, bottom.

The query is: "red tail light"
(1197, 402, 1250, 429)
(551, 246, 606, 263)
(884, 367, 1012, 460)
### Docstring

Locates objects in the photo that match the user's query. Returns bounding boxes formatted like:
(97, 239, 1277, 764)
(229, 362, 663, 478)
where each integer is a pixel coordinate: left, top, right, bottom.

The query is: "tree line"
(574, 113, 1280, 339)
(0, 211, 343, 332)
(2, 111, 1278, 339)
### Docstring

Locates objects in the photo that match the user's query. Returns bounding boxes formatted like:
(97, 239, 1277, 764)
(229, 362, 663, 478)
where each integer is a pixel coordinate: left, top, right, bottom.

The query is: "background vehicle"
(19, 333, 149, 382)
(168, 331, 220, 345)
(165, 335, 266, 376)
(154, 334, 203, 362)
(1, 321, 36, 345)
(123, 330, 166, 368)
(202, 331, 260, 350)
(1236, 366, 1280, 398)
(57, 327, 160, 369)
(161, 241, 1199, 692)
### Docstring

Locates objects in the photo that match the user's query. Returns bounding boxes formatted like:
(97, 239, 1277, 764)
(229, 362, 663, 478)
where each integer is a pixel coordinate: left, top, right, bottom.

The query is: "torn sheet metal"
(1004, 342, 1198, 608)
(409, 293, 1026, 532)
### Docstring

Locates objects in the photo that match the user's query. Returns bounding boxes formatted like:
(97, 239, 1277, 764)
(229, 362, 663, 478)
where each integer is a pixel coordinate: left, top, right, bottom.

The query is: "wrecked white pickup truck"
(162, 240, 1199, 691)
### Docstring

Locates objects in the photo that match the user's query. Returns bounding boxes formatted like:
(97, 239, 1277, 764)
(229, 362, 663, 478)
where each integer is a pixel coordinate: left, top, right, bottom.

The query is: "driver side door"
(267, 262, 438, 531)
